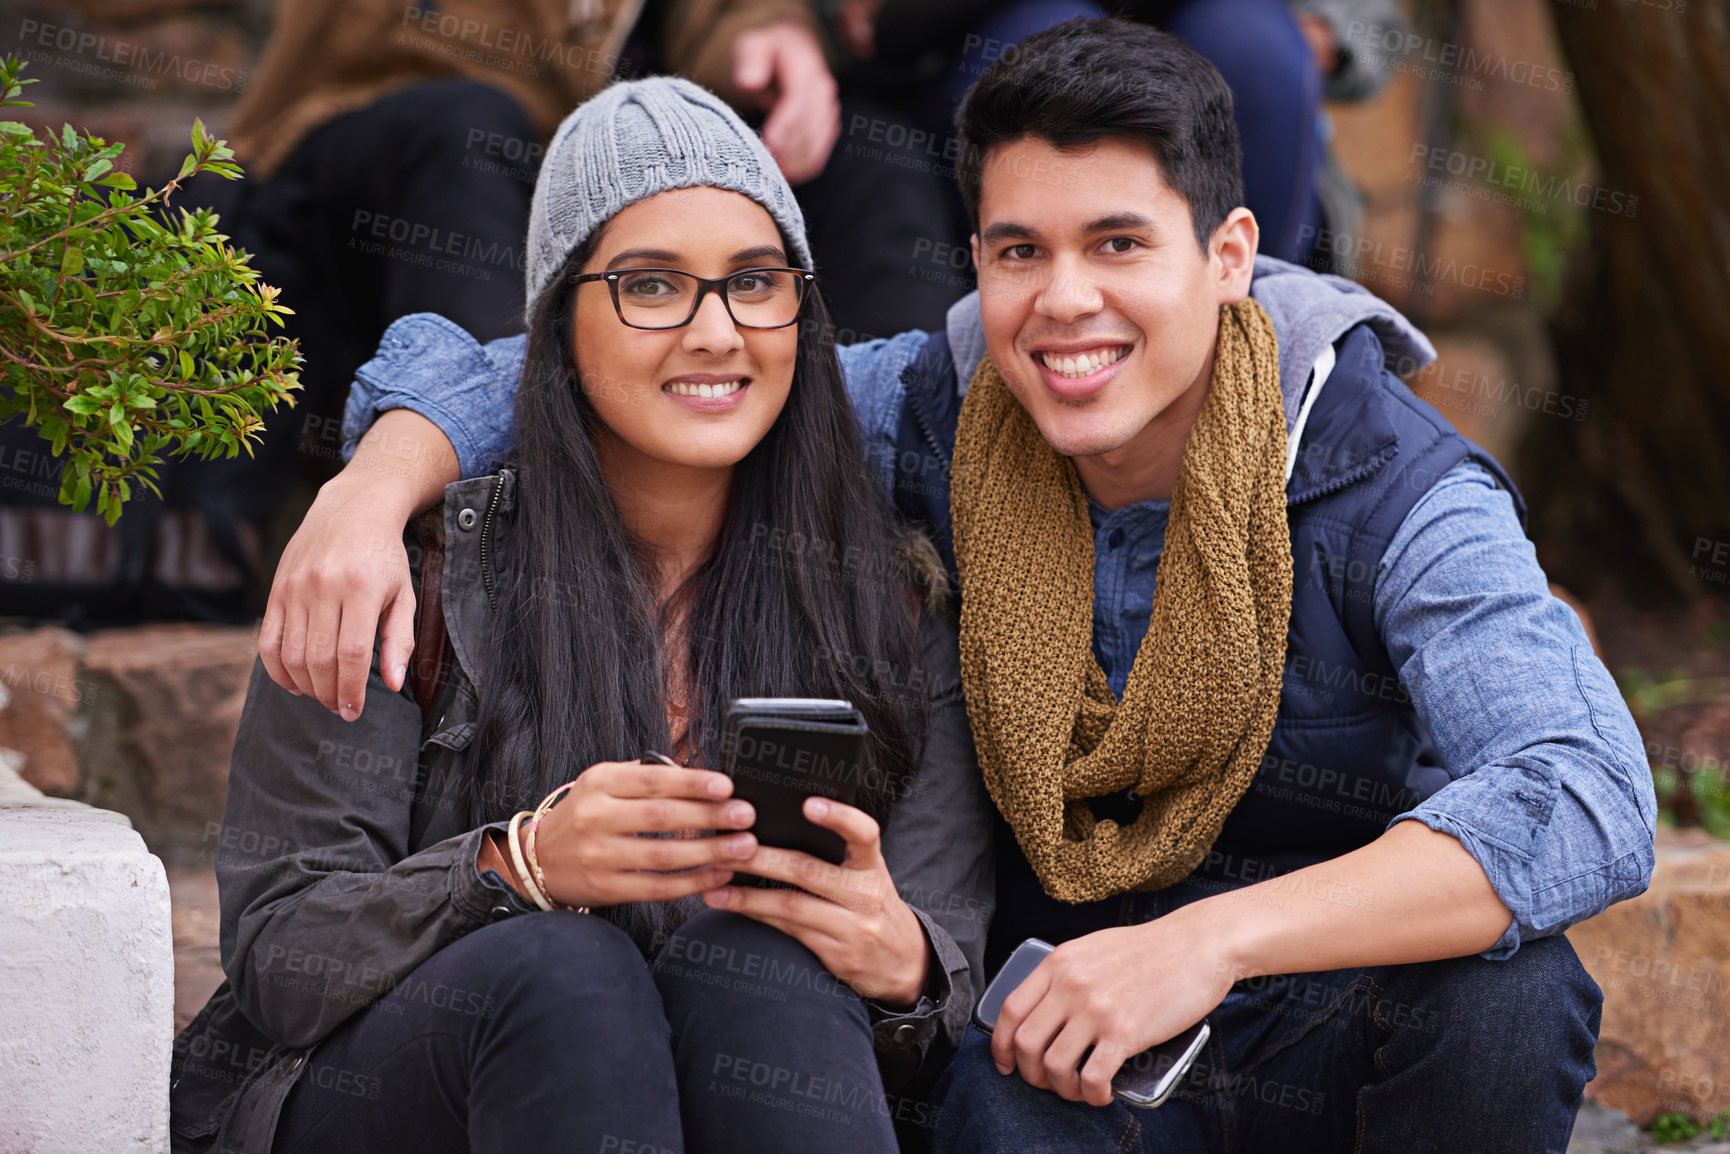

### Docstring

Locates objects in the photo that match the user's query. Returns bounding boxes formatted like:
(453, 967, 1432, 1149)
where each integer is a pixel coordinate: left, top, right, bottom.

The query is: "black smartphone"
(972, 938, 1211, 1110)
(721, 697, 869, 868)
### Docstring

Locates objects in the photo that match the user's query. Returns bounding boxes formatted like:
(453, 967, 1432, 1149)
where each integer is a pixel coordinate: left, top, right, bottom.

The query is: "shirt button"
(489, 904, 514, 921)
(457, 507, 478, 531)
(893, 1023, 918, 1043)
(1108, 529, 1125, 550)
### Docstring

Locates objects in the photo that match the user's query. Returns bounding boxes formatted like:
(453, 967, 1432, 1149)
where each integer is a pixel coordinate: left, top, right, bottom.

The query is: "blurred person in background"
(827, 0, 1402, 276)
(0, 0, 837, 627)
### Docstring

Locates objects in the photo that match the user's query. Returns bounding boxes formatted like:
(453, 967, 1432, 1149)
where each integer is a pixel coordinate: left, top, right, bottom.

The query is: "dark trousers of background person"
(267, 910, 900, 1154)
(917, 0, 1324, 267)
(0, 78, 536, 626)
(931, 930, 1602, 1154)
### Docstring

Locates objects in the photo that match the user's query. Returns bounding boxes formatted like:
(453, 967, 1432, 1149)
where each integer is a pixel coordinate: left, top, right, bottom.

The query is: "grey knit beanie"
(524, 76, 813, 303)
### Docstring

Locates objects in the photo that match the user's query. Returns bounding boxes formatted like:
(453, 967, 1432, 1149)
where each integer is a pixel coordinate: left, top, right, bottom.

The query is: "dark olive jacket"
(169, 468, 996, 1153)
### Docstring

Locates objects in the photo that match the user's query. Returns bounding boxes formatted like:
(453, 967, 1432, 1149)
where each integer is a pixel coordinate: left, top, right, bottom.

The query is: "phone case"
(722, 698, 868, 866)
(973, 937, 1211, 1110)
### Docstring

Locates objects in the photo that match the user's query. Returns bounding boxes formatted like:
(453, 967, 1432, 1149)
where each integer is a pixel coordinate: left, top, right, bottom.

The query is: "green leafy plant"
(1617, 668, 1730, 837)
(1648, 1111, 1699, 1143)
(0, 55, 298, 525)
(1714, 1110, 1730, 1141)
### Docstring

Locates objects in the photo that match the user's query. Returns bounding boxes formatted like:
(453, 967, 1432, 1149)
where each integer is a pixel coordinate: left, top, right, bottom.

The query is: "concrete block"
(0, 759, 173, 1153)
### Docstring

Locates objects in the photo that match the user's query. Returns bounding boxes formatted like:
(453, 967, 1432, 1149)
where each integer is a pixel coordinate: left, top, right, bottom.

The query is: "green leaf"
(81, 158, 111, 182)
(0, 120, 30, 136)
(63, 395, 99, 416)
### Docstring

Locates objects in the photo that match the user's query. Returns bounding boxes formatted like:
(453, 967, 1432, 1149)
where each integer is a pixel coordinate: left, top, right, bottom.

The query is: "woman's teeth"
(1039, 346, 1129, 379)
(664, 379, 745, 398)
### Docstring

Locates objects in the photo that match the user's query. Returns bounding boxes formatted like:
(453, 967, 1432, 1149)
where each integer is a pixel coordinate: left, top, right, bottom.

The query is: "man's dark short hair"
(956, 17, 1244, 252)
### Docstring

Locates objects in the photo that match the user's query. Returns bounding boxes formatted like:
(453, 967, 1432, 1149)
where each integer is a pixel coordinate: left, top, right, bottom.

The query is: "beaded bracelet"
(506, 810, 554, 912)
(527, 782, 588, 914)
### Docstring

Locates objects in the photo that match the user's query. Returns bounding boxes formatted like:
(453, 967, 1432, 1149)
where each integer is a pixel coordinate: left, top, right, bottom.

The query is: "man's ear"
(970, 233, 981, 273)
(1211, 207, 1258, 303)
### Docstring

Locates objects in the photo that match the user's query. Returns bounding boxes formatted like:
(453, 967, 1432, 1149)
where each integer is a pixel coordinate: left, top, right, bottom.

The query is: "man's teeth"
(665, 379, 745, 398)
(1039, 347, 1128, 379)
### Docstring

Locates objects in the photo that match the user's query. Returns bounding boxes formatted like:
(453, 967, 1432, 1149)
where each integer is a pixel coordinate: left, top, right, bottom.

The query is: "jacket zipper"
(904, 379, 953, 475)
(478, 473, 504, 614)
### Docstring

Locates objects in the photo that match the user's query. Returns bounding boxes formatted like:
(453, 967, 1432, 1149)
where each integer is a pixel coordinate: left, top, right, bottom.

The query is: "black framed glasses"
(572, 266, 815, 330)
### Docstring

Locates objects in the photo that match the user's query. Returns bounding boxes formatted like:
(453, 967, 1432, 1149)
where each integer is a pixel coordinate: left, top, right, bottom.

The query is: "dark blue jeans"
(271, 910, 897, 1153)
(931, 933, 1601, 1153)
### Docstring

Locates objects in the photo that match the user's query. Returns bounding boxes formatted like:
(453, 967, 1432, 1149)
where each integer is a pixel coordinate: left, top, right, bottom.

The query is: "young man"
(268, 20, 1652, 1151)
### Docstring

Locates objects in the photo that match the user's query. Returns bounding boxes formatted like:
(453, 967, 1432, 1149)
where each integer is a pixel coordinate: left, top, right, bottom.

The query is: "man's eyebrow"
(980, 221, 1039, 246)
(1083, 212, 1160, 235)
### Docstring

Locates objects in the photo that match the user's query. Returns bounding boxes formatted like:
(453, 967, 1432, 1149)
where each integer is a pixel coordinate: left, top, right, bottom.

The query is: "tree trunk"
(1521, 0, 1730, 601)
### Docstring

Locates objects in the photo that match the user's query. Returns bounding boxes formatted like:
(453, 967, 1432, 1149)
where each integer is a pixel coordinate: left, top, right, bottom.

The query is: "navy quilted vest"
(889, 324, 1525, 965)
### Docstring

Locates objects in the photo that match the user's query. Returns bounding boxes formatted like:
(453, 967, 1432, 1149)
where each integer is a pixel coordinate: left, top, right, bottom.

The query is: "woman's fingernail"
(707, 887, 733, 906)
(340, 703, 357, 722)
(728, 802, 752, 826)
(393, 664, 407, 685)
(808, 797, 829, 817)
(707, 776, 729, 797)
(731, 835, 756, 858)
(994, 1061, 1011, 1076)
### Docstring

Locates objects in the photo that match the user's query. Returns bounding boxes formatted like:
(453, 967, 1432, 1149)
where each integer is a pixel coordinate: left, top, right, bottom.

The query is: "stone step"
(0, 760, 173, 1153)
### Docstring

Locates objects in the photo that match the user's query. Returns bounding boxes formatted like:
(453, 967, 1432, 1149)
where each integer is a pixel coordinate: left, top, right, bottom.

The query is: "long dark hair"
(469, 229, 932, 951)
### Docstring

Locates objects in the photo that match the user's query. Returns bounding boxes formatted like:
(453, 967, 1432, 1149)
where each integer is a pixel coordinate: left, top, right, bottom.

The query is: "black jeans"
(271, 910, 898, 1153)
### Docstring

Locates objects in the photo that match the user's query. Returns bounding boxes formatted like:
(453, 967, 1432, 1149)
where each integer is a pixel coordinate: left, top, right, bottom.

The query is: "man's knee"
(1167, 0, 1318, 94)
(394, 78, 539, 168)
(1379, 934, 1602, 1063)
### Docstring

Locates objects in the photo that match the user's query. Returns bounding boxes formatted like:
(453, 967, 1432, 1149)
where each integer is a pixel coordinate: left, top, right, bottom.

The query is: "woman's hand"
(530, 762, 760, 909)
(702, 797, 930, 1007)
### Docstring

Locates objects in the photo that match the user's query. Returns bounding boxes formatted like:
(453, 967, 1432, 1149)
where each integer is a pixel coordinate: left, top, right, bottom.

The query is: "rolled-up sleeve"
(1374, 462, 1656, 959)
(340, 313, 527, 480)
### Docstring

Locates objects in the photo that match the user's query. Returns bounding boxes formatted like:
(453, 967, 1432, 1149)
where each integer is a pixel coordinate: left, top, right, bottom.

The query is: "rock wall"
(0, 623, 255, 868)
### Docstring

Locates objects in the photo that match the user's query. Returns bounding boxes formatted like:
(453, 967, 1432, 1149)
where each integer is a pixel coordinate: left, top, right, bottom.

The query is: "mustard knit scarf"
(952, 299, 1292, 904)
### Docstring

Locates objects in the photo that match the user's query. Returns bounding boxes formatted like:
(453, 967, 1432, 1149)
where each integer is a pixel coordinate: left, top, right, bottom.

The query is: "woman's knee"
(448, 911, 663, 1026)
(654, 910, 866, 1024)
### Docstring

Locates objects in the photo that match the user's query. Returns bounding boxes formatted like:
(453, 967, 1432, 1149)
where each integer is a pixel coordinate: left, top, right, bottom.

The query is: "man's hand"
(1295, 13, 1340, 78)
(704, 796, 930, 1006)
(989, 822, 1513, 1107)
(731, 20, 840, 185)
(258, 408, 458, 719)
(834, 0, 884, 59)
(991, 908, 1233, 1106)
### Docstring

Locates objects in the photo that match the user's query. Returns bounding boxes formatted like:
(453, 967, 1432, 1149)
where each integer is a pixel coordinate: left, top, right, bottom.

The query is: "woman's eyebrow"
(729, 244, 786, 264)
(605, 247, 681, 269)
(603, 244, 787, 270)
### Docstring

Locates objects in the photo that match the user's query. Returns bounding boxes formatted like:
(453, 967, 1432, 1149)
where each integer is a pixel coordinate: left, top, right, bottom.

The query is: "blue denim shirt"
(1083, 463, 1655, 958)
(342, 270, 1655, 961)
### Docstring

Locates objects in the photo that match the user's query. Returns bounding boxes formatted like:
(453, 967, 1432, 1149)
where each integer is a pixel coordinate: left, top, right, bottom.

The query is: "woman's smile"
(662, 371, 752, 411)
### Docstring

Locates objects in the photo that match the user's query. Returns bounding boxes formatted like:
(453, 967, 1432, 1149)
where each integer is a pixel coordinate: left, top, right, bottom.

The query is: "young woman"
(169, 77, 995, 1154)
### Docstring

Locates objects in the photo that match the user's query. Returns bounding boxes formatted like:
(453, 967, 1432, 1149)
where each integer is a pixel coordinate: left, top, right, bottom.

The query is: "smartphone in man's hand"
(973, 938, 1211, 1109)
